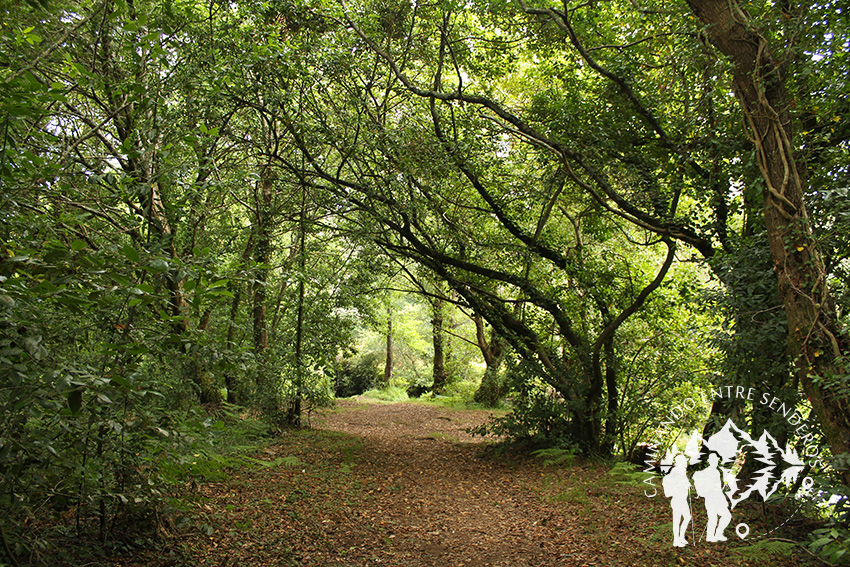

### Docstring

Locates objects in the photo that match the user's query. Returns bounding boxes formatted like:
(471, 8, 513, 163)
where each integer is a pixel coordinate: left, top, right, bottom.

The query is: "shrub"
(469, 361, 575, 450)
(334, 354, 381, 397)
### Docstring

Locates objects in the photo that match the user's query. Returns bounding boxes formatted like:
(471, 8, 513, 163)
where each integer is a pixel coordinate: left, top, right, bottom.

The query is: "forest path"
(114, 400, 817, 567)
(312, 400, 582, 566)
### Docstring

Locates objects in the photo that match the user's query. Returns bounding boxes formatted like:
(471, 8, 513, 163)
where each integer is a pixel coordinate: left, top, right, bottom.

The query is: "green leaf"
(113, 274, 130, 286)
(68, 388, 83, 414)
(147, 258, 169, 273)
(110, 375, 132, 389)
(70, 239, 86, 251)
(122, 243, 140, 263)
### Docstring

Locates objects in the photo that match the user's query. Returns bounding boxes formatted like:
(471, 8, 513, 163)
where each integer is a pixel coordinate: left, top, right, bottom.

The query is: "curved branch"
(342, 12, 715, 257)
(522, 3, 711, 183)
(590, 240, 677, 398)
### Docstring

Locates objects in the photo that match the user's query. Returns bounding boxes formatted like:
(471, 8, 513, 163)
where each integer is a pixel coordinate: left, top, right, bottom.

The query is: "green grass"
(359, 386, 410, 402)
(551, 486, 590, 505)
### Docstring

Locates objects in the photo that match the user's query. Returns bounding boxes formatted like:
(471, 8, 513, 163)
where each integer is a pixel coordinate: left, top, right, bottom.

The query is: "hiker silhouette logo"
(656, 419, 808, 547)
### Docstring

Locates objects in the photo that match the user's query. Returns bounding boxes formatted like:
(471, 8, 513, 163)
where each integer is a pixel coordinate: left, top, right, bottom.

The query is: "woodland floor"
(108, 400, 822, 567)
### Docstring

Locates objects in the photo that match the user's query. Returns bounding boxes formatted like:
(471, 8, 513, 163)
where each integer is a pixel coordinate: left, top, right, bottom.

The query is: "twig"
(5, 2, 107, 86)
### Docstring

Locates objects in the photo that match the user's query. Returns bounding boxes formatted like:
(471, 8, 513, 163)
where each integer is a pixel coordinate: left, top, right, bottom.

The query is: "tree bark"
(252, 177, 272, 357)
(472, 313, 506, 406)
(431, 297, 449, 394)
(252, 173, 273, 405)
(287, 187, 308, 427)
(685, 0, 850, 482)
(384, 305, 393, 387)
(224, 281, 243, 404)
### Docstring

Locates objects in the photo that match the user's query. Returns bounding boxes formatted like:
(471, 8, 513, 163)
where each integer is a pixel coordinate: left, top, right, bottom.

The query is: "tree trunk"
(224, 281, 243, 404)
(472, 313, 505, 406)
(222, 235, 254, 405)
(431, 297, 449, 394)
(287, 188, 308, 427)
(252, 173, 273, 400)
(686, 0, 850, 482)
(384, 305, 393, 387)
(603, 336, 617, 453)
(136, 142, 222, 403)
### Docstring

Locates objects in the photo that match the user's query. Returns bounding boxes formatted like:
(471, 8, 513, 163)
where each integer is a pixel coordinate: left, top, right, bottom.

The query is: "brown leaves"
(109, 401, 820, 567)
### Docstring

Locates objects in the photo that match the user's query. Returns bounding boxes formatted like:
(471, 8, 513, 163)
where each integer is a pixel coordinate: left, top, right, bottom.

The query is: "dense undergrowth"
(0, 401, 274, 567)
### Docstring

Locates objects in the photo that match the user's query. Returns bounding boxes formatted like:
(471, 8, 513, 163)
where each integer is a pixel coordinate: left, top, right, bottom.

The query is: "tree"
(430, 295, 450, 394)
(685, 0, 850, 484)
(276, 39, 679, 452)
(384, 304, 394, 386)
(315, 0, 850, 465)
(472, 313, 507, 406)
(0, 0, 240, 551)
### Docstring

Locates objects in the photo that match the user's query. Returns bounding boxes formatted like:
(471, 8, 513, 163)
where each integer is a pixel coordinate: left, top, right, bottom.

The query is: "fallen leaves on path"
(109, 400, 821, 567)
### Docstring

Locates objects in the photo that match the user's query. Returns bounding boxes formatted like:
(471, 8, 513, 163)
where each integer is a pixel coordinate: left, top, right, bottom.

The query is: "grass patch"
(551, 486, 590, 505)
(425, 431, 460, 443)
(360, 386, 410, 402)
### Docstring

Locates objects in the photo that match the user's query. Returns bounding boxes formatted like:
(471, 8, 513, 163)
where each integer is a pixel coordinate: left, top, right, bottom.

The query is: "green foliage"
(733, 539, 797, 559)
(607, 461, 648, 487)
(360, 386, 410, 403)
(705, 235, 799, 438)
(335, 354, 381, 398)
(809, 527, 850, 565)
(148, 403, 272, 484)
(532, 447, 576, 467)
(1, 0, 848, 559)
(470, 362, 575, 449)
(802, 474, 850, 565)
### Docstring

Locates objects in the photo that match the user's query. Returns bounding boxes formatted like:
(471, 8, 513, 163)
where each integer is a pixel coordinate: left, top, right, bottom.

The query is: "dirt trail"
(112, 400, 819, 567)
(316, 400, 578, 566)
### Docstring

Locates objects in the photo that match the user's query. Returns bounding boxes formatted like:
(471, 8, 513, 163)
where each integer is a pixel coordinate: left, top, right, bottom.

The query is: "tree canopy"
(1, 0, 849, 562)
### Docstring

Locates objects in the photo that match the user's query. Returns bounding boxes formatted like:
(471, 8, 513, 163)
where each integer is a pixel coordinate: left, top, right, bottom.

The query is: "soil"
(108, 399, 822, 567)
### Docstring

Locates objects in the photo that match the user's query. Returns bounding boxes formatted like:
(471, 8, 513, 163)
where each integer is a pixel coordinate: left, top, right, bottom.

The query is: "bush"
(804, 468, 850, 565)
(469, 361, 575, 450)
(360, 385, 410, 402)
(334, 354, 381, 397)
(406, 377, 431, 398)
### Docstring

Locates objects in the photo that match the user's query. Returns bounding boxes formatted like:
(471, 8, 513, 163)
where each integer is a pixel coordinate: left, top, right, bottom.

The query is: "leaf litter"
(108, 399, 821, 567)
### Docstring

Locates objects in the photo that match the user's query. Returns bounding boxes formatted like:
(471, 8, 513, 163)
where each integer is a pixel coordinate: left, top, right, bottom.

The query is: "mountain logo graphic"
(655, 419, 807, 547)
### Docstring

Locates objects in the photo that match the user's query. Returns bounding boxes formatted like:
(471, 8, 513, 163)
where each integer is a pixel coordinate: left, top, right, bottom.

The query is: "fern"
(241, 455, 302, 468)
(733, 539, 796, 558)
(532, 447, 576, 467)
(608, 461, 651, 486)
